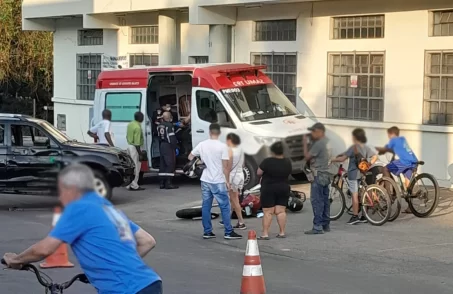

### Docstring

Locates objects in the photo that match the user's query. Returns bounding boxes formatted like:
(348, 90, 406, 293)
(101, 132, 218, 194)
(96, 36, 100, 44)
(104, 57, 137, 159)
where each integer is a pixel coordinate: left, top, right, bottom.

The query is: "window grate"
(130, 26, 159, 44)
(332, 15, 384, 39)
(76, 53, 102, 100)
(129, 53, 159, 67)
(253, 20, 297, 41)
(327, 52, 385, 121)
(424, 51, 453, 125)
(78, 30, 103, 46)
(432, 10, 453, 36)
(251, 52, 297, 105)
(189, 56, 209, 64)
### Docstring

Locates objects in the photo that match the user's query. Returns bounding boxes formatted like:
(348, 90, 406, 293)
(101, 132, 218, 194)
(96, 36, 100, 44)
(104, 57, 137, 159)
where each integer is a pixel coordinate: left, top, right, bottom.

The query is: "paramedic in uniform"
(157, 112, 178, 190)
(152, 104, 178, 135)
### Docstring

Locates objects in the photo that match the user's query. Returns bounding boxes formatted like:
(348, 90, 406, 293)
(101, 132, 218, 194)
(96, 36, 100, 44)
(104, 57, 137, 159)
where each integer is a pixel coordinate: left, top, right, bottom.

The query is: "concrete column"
(158, 12, 178, 65)
(208, 25, 230, 63)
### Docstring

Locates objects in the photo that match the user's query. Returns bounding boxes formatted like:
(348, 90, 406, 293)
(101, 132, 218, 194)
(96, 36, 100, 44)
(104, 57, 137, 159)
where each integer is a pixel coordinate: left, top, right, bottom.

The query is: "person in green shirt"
(126, 112, 145, 191)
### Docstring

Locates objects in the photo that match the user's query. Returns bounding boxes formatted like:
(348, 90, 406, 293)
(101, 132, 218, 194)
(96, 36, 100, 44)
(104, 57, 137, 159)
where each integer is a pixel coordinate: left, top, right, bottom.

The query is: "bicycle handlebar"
(1, 258, 88, 289)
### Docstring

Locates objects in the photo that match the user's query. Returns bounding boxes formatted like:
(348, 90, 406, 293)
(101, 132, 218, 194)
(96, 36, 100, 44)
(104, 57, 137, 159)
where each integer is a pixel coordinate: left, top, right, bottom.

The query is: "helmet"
(287, 197, 304, 212)
(358, 160, 371, 173)
(183, 157, 205, 178)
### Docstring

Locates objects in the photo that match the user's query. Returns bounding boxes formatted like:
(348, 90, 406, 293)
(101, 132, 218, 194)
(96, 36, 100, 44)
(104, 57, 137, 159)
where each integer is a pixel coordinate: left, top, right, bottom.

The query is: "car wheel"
(93, 171, 113, 200)
(243, 157, 258, 190)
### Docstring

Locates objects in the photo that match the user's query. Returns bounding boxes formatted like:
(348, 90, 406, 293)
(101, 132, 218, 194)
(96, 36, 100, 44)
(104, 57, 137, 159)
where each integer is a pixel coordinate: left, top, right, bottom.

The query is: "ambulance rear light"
(217, 65, 267, 74)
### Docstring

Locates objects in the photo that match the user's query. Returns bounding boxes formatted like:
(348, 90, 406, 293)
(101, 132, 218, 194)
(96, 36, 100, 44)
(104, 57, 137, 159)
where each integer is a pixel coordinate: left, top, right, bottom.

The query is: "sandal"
(276, 234, 286, 238)
(258, 236, 270, 240)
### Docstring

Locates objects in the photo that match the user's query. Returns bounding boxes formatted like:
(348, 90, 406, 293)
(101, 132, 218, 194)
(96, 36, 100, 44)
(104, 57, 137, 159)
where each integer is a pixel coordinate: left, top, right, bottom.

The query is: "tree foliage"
(0, 0, 53, 116)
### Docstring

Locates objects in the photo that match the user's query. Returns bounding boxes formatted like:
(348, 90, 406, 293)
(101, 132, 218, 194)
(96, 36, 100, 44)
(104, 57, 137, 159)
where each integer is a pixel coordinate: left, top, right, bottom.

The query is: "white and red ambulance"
(93, 63, 315, 189)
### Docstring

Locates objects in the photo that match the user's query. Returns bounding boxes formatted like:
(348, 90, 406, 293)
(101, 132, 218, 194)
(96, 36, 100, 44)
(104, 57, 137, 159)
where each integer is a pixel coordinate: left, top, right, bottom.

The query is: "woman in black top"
(257, 142, 292, 239)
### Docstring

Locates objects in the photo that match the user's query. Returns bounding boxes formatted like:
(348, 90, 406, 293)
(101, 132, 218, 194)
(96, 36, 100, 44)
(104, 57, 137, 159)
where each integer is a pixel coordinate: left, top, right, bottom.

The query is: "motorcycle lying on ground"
(176, 183, 306, 220)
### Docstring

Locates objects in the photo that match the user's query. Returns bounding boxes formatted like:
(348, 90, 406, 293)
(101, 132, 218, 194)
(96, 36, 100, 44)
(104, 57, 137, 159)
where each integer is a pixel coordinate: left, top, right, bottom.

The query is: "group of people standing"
(87, 107, 185, 191)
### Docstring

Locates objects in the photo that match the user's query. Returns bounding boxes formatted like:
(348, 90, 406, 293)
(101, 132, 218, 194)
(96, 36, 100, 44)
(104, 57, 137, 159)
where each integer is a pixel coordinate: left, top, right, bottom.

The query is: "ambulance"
(92, 63, 316, 189)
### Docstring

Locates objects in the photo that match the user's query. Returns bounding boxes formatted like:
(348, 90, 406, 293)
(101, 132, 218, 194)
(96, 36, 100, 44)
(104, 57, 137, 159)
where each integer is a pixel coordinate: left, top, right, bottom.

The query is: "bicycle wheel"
(329, 184, 346, 221)
(361, 184, 391, 226)
(377, 176, 401, 222)
(407, 173, 439, 218)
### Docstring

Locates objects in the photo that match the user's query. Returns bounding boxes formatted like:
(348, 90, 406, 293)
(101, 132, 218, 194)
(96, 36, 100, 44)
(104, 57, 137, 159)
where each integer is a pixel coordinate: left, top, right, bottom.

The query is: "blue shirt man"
(379, 126, 418, 181)
(2, 164, 161, 294)
(50, 192, 160, 294)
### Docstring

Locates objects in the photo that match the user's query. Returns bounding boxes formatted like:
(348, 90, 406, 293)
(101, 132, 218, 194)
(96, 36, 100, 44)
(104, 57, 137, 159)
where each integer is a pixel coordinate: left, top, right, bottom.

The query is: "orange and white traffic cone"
(40, 207, 74, 269)
(240, 230, 266, 294)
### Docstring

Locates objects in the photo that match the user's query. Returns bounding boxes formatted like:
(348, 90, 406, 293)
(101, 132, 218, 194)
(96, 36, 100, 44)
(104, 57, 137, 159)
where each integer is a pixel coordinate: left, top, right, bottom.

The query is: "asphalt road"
(2, 176, 453, 293)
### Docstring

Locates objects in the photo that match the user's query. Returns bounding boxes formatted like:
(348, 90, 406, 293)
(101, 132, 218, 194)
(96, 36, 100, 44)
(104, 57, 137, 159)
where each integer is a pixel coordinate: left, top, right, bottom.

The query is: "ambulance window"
(196, 90, 234, 128)
(105, 92, 142, 122)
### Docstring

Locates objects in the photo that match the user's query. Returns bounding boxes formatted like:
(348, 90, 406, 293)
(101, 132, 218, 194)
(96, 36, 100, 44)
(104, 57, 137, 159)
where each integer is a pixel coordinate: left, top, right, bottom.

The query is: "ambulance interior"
(146, 73, 234, 169)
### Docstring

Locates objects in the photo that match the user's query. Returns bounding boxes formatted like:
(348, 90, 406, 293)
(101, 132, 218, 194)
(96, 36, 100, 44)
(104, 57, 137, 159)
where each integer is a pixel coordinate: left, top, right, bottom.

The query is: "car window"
(0, 124, 4, 146)
(11, 124, 56, 148)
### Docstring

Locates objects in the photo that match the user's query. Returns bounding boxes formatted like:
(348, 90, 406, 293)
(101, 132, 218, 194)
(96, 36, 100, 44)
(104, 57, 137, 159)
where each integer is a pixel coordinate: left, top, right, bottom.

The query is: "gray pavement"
(2, 176, 453, 293)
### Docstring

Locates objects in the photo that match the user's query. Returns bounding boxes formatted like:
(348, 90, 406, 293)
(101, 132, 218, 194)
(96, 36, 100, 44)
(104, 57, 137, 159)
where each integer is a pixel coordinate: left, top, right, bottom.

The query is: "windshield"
(36, 120, 72, 143)
(221, 84, 299, 122)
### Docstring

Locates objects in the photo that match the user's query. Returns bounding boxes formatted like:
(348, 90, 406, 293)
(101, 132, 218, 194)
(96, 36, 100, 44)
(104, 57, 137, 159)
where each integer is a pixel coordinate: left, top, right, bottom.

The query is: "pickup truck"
(0, 114, 135, 200)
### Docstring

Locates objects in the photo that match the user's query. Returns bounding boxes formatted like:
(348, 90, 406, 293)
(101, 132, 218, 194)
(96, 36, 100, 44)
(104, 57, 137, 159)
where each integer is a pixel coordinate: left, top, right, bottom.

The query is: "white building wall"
(44, 0, 453, 185)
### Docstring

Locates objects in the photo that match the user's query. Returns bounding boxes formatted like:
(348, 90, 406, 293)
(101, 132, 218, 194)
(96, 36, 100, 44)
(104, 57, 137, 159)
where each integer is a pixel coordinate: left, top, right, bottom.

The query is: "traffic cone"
(240, 230, 266, 294)
(40, 207, 74, 269)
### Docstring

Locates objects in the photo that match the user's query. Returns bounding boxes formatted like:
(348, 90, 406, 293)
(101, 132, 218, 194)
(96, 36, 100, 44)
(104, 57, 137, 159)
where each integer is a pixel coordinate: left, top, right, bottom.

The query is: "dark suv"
(0, 114, 134, 200)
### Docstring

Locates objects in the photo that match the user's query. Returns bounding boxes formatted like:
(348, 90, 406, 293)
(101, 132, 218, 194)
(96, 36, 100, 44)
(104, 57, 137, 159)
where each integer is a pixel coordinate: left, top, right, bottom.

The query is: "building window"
(189, 56, 209, 64)
(332, 15, 384, 39)
(432, 10, 453, 37)
(77, 54, 102, 100)
(424, 51, 453, 125)
(78, 29, 103, 46)
(327, 52, 385, 121)
(253, 20, 297, 41)
(130, 26, 159, 44)
(129, 53, 159, 67)
(251, 52, 297, 104)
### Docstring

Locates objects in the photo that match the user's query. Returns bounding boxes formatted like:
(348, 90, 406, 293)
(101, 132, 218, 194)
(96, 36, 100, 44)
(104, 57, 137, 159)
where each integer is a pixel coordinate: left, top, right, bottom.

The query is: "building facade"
(23, 0, 453, 186)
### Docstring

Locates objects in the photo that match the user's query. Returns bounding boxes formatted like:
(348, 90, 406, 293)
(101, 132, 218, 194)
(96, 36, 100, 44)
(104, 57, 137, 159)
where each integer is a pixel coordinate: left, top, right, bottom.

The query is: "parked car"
(0, 114, 134, 200)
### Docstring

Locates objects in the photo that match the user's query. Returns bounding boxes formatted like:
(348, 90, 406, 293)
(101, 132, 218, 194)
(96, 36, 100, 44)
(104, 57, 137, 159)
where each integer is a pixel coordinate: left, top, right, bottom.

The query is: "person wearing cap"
(303, 122, 331, 235)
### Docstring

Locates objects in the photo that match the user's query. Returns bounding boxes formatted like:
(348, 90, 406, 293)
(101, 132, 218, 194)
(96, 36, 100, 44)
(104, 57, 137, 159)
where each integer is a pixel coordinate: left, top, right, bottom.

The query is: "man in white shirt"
(189, 123, 242, 240)
(88, 109, 115, 146)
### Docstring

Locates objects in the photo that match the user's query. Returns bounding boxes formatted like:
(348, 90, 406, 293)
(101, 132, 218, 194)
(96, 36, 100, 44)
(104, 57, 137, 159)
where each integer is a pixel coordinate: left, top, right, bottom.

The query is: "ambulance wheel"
(243, 157, 258, 190)
(292, 173, 308, 182)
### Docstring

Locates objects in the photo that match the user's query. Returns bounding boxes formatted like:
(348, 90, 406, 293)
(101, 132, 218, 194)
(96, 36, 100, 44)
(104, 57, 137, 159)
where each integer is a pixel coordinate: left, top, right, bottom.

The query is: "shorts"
(230, 171, 244, 192)
(347, 179, 360, 193)
(386, 160, 414, 179)
(261, 184, 290, 208)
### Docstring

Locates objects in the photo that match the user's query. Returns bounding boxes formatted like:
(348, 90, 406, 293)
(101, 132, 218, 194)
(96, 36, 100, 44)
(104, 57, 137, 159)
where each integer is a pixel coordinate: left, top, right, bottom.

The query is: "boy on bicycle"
(376, 126, 418, 189)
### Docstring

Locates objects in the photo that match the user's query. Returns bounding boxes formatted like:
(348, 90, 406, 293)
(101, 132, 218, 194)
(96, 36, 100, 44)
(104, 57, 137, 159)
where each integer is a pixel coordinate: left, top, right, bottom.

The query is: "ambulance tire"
(292, 173, 308, 182)
(243, 157, 258, 191)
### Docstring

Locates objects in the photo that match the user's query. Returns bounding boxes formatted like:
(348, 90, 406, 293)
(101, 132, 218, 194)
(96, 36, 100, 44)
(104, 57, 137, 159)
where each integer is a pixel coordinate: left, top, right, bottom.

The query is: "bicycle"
(377, 155, 440, 218)
(329, 163, 392, 225)
(329, 163, 350, 220)
(1, 258, 89, 293)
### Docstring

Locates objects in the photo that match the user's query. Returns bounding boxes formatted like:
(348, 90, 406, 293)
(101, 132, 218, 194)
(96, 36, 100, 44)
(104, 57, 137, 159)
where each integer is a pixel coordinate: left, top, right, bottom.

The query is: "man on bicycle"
(2, 164, 162, 294)
(376, 126, 418, 190)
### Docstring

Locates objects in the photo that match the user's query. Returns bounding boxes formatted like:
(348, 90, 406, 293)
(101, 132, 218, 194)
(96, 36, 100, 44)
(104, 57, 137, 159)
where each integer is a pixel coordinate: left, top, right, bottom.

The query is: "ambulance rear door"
(100, 88, 147, 150)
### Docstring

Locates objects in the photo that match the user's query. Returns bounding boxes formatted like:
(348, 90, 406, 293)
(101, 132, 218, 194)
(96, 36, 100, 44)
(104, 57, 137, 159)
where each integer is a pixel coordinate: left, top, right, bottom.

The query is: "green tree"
(0, 0, 53, 117)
